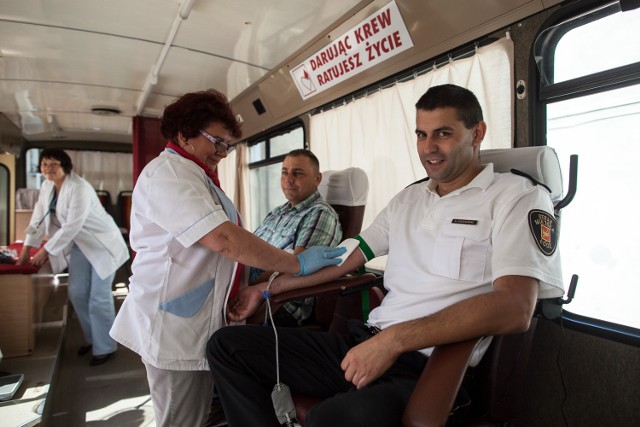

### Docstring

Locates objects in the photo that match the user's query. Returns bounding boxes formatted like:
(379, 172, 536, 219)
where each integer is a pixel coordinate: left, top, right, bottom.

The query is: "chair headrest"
(319, 167, 369, 206)
(480, 146, 563, 203)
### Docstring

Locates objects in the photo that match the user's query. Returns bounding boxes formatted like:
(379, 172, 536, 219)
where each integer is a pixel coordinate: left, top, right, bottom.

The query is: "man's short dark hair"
(286, 149, 320, 172)
(415, 84, 484, 129)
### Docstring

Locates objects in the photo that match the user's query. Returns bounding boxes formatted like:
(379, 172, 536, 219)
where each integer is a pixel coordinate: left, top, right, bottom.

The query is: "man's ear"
(316, 171, 323, 186)
(472, 121, 487, 147)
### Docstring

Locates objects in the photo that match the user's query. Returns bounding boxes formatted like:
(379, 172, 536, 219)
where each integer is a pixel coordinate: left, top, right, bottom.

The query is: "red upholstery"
(0, 242, 40, 274)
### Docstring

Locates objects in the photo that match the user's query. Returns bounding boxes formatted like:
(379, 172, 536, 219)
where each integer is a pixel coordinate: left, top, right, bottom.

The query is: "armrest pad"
(270, 273, 380, 304)
(403, 338, 481, 427)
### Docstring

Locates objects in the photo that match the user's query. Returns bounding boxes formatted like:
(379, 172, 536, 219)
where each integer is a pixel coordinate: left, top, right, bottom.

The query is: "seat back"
(470, 147, 563, 423)
(318, 167, 369, 239)
(480, 146, 563, 205)
(95, 189, 114, 216)
(116, 190, 133, 233)
(310, 167, 369, 330)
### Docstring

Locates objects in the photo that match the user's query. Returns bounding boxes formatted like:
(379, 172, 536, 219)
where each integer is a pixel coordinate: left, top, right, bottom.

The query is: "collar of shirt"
(165, 141, 222, 189)
(425, 163, 496, 197)
(276, 190, 323, 213)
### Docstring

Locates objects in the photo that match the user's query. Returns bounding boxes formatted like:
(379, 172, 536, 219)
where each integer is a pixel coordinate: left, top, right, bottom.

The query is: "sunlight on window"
(554, 6, 640, 83)
(549, 84, 640, 328)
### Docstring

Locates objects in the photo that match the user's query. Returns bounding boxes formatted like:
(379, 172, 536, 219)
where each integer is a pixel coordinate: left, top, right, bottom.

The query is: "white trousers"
(144, 361, 213, 427)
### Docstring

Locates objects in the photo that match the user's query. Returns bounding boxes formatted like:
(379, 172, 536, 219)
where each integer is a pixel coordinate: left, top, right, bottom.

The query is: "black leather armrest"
(270, 272, 381, 304)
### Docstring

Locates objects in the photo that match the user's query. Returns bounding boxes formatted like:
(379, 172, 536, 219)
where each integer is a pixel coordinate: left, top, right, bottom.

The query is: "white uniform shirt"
(358, 164, 564, 365)
(110, 151, 246, 371)
(23, 172, 128, 278)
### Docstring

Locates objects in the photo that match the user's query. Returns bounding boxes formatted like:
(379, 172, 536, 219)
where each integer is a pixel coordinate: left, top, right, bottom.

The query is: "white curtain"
(217, 145, 252, 227)
(67, 150, 133, 204)
(310, 37, 514, 230)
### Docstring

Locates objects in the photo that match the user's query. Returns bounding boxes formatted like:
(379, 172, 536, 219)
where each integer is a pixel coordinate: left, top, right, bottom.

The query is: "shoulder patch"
(528, 209, 558, 256)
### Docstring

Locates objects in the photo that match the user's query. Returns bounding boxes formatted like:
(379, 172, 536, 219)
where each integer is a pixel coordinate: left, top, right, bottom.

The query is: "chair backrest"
(463, 146, 564, 424)
(308, 167, 369, 330)
(116, 190, 133, 232)
(318, 167, 369, 239)
(480, 146, 563, 204)
(95, 189, 113, 216)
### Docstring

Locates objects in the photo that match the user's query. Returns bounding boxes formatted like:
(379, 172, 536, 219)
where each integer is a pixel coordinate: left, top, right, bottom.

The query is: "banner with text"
(290, 0, 413, 100)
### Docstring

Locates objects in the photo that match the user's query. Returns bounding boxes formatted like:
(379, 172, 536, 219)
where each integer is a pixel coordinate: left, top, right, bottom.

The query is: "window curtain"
(217, 144, 252, 226)
(67, 150, 133, 204)
(310, 36, 514, 230)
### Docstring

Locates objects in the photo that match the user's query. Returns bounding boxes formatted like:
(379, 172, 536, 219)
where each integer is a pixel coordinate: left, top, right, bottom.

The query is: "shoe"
(77, 345, 93, 356)
(89, 352, 115, 366)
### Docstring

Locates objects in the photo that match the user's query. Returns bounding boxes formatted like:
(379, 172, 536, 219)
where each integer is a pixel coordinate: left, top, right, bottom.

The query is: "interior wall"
(514, 318, 640, 426)
(232, 0, 563, 141)
(132, 116, 165, 184)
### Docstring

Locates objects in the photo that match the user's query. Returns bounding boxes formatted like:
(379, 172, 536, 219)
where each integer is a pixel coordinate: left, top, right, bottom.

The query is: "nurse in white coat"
(109, 89, 344, 427)
(17, 148, 129, 365)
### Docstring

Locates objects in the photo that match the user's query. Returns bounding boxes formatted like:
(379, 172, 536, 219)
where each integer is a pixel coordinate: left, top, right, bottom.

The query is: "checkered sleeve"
(293, 206, 342, 248)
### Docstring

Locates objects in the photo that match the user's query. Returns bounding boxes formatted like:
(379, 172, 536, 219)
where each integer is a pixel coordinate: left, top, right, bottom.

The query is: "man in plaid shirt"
(250, 149, 342, 326)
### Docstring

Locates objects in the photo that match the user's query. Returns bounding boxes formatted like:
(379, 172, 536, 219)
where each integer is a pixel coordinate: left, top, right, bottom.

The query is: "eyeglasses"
(199, 130, 236, 154)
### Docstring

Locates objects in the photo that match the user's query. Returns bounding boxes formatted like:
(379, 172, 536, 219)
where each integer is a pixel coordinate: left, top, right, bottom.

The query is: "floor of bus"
(43, 288, 156, 427)
(0, 277, 156, 427)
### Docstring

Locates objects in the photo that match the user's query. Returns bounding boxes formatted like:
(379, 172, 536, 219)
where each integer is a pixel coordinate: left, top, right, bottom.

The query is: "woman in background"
(17, 148, 129, 366)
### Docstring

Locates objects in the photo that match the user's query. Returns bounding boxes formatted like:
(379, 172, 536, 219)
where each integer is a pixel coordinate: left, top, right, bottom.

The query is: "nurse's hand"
(16, 247, 31, 265)
(227, 286, 264, 322)
(30, 247, 49, 267)
(295, 246, 346, 276)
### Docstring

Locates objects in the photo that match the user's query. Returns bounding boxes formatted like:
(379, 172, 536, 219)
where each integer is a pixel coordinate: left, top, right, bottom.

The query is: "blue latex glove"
(295, 246, 347, 276)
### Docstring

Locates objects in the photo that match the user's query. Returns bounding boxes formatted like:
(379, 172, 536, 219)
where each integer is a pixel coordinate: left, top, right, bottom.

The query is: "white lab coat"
(110, 151, 248, 371)
(23, 172, 129, 278)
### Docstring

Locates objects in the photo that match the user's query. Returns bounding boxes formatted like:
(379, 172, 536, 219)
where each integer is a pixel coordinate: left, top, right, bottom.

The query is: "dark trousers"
(206, 323, 427, 427)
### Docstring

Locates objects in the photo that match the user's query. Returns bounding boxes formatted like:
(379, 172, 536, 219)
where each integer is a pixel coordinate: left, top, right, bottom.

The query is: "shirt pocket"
(431, 218, 491, 282)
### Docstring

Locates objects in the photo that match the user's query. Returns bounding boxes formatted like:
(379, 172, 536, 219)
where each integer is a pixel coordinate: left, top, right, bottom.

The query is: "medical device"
(266, 238, 360, 425)
(264, 272, 302, 427)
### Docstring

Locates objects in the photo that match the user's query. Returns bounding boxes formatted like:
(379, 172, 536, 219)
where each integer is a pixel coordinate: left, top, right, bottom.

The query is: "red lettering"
(381, 35, 390, 53)
(377, 9, 391, 29)
(362, 22, 373, 39)
(343, 35, 352, 50)
(393, 30, 402, 48)
(354, 27, 364, 44)
(354, 52, 362, 68)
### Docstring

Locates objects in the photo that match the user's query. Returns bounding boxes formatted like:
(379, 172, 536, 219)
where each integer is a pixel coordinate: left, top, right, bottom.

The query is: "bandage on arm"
(336, 238, 360, 266)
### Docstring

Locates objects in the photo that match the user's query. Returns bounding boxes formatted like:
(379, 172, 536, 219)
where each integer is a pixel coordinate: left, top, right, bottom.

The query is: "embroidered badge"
(528, 210, 557, 256)
(451, 219, 478, 225)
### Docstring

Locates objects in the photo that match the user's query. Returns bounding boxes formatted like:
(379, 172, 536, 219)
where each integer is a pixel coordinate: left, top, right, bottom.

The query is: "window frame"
(531, 0, 640, 347)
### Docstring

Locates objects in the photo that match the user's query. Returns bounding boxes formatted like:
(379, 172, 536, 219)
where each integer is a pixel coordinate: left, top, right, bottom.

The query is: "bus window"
(248, 125, 304, 229)
(538, 4, 640, 329)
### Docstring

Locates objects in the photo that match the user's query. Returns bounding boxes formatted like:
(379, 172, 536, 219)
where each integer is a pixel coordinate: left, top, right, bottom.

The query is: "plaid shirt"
(251, 191, 342, 323)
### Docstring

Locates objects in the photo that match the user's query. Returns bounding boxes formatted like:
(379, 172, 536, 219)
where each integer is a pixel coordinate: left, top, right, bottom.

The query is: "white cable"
(265, 273, 301, 426)
(265, 272, 281, 385)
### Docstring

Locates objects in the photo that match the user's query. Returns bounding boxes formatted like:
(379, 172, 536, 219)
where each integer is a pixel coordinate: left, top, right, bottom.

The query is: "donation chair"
(318, 167, 369, 240)
(303, 167, 370, 330)
(272, 146, 578, 426)
(249, 167, 370, 330)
